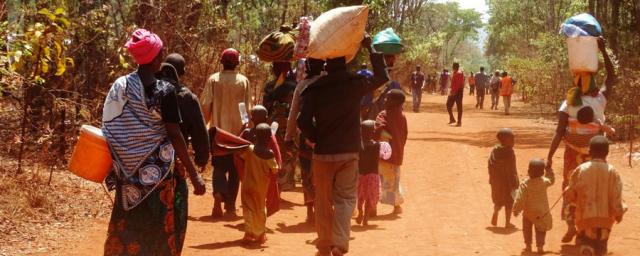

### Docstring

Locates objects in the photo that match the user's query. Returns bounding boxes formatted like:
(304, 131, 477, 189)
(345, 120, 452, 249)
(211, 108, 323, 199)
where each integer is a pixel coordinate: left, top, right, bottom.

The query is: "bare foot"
(491, 212, 498, 226)
(355, 211, 364, 225)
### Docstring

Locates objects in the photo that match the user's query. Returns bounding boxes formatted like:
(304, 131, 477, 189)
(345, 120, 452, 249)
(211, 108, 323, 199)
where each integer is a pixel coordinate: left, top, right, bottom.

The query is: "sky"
(451, 0, 489, 22)
(438, 0, 489, 49)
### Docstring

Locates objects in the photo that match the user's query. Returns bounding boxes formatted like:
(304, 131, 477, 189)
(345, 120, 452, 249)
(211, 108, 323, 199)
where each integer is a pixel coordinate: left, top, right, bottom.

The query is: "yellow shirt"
(200, 70, 251, 134)
(239, 146, 279, 237)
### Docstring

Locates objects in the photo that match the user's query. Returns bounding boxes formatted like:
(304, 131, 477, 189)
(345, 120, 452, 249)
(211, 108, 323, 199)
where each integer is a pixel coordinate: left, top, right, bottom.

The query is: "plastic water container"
(68, 125, 113, 182)
(567, 36, 598, 73)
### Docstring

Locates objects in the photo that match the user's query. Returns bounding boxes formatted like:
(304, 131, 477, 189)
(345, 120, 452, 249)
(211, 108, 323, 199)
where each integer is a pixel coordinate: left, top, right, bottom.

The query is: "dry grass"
(0, 158, 110, 255)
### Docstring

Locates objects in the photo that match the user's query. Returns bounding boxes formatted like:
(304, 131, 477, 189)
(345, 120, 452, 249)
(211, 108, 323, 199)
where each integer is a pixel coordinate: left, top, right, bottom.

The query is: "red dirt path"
(52, 94, 640, 256)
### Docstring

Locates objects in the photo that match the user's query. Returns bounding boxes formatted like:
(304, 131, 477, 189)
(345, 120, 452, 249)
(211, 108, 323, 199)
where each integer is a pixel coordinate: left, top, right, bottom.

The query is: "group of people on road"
(99, 25, 625, 256)
(485, 37, 626, 256)
(100, 28, 411, 256)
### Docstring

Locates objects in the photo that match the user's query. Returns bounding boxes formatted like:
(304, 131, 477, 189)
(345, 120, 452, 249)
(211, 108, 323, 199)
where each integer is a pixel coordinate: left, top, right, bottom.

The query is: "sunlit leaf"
(55, 59, 66, 76)
(37, 9, 56, 21)
(35, 76, 45, 84)
(43, 46, 51, 60)
(55, 42, 62, 58)
(54, 8, 66, 15)
(119, 54, 130, 69)
(65, 57, 74, 66)
(41, 61, 49, 73)
(57, 17, 70, 28)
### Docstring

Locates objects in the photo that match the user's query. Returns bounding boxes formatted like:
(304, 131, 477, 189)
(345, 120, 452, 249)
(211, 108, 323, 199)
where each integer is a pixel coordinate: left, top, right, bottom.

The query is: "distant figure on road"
(439, 69, 450, 95)
(474, 67, 489, 109)
(468, 71, 476, 96)
(500, 71, 516, 115)
(489, 71, 502, 110)
(409, 65, 425, 112)
(446, 63, 464, 126)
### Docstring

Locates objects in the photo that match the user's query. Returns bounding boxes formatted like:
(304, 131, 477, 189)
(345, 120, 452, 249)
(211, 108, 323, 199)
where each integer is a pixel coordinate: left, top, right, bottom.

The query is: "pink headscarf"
(124, 29, 163, 65)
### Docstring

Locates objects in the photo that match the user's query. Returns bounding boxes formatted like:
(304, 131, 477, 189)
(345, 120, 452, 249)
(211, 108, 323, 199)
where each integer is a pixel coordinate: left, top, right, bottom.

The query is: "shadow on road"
(275, 221, 315, 234)
(409, 127, 552, 149)
(485, 226, 519, 235)
(189, 239, 268, 250)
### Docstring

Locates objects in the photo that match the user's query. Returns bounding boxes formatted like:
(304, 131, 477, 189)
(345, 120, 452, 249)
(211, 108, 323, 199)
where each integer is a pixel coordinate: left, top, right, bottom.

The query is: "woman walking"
(102, 29, 206, 256)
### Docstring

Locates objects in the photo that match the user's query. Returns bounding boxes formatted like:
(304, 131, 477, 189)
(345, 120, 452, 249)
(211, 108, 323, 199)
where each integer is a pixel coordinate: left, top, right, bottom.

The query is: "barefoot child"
(488, 128, 519, 228)
(566, 136, 627, 256)
(513, 159, 555, 254)
(356, 120, 384, 226)
(375, 89, 408, 214)
(238, 124, 279, 244)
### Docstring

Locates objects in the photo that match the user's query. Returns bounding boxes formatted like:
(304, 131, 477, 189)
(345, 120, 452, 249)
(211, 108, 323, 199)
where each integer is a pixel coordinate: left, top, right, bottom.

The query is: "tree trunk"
(589, 0, 595, 14)
(610, 0, 621, 55)
(281, 0, 288, 25)
(636, 0, 640, 32)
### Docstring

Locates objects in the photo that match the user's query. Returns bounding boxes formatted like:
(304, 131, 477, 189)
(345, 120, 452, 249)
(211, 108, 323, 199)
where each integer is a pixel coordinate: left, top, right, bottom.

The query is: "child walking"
(513, 159, 555, 254)
(356, 120, 387, 226)
(240, 105, 282, 217)
(488, 128, 519, 228)
(375, 89, 408, 214)
(238, 124, 279, 244)
(566, 136, 627, 256)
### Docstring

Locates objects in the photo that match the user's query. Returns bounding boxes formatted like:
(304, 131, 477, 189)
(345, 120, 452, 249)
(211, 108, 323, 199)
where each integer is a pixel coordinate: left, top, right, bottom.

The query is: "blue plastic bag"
(562, 13, 602, 37)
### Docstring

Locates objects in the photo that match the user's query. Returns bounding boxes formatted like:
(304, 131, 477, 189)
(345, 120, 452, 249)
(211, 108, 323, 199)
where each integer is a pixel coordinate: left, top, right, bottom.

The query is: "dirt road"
(57, 94, 639, 256)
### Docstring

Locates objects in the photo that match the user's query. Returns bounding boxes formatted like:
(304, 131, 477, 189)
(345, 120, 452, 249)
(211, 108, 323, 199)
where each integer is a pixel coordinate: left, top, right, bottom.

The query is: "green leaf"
(119, 54, 130, 69)
(55, 59, 66, 76)
(41, 61, 49, 73)
(57, 17, 71, 28)
(54, 8, 66, 15)
(43, 46, 51, 61)
(37, 9, 56, 21)
(54, 42, 62, 58)
(35, 76, 45, 84)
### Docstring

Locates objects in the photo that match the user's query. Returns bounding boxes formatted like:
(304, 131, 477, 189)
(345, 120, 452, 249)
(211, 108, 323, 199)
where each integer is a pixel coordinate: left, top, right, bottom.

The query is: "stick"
(536, 188, 567, 220)
(101, 182, 114, 206)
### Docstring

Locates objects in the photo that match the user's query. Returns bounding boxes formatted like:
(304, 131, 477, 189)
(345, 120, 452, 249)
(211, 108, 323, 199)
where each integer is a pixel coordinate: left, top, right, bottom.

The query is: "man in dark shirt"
(474, 66, 490, 109)
(157, 54, 210, 168)
(298, 36, 389, 256)
(409, 65, 425, 112)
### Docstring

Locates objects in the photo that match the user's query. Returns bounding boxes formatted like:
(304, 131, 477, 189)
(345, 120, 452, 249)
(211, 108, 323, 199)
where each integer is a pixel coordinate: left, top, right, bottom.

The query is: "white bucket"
(567, 36, 598, 73)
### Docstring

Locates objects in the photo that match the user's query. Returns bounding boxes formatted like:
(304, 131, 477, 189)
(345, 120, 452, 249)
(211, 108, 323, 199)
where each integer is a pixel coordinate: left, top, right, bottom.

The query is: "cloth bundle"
(566, 72, 598, 106)
(257, 26, 298, 62)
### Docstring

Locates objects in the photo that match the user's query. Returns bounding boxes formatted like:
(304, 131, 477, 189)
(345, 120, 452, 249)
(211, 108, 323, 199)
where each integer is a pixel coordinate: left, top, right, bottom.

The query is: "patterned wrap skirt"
(358, 173, 381, 208)
(379, 162, 404, 206)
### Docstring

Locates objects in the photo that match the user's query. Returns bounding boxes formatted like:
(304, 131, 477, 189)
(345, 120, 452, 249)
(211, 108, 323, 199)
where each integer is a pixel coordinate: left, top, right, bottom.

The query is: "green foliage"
(7, 7, 73, 85)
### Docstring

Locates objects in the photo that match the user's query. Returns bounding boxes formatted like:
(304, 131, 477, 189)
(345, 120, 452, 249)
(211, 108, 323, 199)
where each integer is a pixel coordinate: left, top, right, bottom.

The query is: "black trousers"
(212, 154, 239, 211)
(523, 218, 547, 247)
(579, 228, 609, 256)
(446, 93, 463, 123)
(476, 90, 485, 108)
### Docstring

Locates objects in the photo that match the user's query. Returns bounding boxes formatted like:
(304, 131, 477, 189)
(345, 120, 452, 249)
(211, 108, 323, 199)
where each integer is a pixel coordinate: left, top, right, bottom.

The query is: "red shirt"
(451, 71, 465, 94)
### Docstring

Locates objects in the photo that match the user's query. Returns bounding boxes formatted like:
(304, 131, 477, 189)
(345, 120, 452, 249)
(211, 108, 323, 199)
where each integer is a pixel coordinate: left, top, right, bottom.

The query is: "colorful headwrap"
(567, 72, 598, 106)
(221, 48, 240, 66)
(124, 29, 163, 65)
